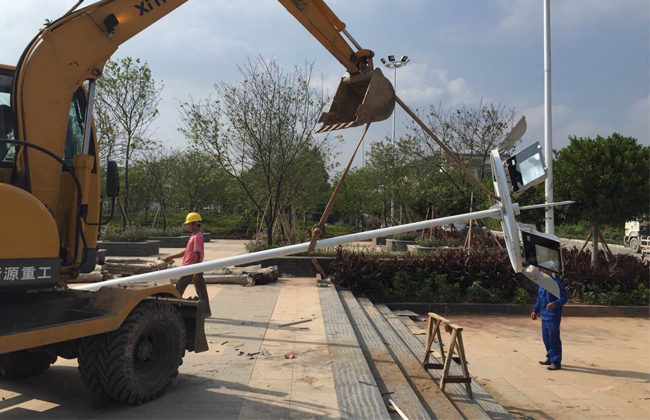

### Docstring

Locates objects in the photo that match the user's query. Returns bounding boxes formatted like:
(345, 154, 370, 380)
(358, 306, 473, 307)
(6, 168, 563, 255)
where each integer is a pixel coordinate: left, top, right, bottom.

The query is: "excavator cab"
(316, 68, 395, 133)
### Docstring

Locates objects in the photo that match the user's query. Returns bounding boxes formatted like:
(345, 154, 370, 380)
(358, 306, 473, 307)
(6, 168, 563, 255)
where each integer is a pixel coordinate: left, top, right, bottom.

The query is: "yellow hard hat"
(184, 212, 202, 224)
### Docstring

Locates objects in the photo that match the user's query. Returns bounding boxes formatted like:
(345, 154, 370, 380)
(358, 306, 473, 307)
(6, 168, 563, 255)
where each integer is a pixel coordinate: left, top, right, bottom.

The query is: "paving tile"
(545, 384, 591, 400)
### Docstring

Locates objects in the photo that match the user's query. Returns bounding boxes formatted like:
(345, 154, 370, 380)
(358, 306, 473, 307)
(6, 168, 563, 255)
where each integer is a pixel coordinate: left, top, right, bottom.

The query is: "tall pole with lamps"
(381, 55, 410, 224)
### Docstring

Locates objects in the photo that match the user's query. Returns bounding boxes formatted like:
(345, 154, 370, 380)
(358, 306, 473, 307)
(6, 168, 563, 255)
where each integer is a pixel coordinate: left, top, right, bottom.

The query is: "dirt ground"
(443, 315, 650, 420)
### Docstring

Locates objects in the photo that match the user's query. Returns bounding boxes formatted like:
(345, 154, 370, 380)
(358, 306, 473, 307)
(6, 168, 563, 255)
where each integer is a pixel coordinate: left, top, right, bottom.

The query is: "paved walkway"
(445, 315, 650, 420)
(0, 279, 341, 419)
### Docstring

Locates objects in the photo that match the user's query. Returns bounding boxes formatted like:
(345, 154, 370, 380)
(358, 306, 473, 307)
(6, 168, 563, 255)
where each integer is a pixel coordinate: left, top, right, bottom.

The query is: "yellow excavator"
(0, 0, 394, 405)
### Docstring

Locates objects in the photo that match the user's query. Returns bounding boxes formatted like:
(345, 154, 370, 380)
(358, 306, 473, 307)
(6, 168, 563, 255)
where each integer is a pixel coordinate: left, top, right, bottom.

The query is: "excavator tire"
(78, 334, 110, 399)
(0, 351, 57, 379)
(98, 301, 186, 405)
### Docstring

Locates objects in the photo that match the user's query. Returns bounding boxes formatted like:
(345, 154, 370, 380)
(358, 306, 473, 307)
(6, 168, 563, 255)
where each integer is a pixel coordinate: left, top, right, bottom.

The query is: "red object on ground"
(284, 353, 296, 359)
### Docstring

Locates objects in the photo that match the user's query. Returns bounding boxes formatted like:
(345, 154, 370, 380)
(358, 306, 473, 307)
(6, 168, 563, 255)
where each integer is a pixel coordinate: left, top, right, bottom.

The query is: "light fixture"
(380, 58, 387, 65)
(506, 142, 547, 194)
(521, 230, 563, 275)
(401, 55, 408, 62)
(104, 14, 119, 40)
(388, 55, 395, 62)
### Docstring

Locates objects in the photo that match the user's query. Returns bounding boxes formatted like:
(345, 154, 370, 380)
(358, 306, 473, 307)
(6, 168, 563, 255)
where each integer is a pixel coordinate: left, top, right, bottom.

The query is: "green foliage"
(96, 57, 163, 227)
(333, 247, 649, 305)
(178, 57, 335, 248)
(555, 134, 650, 226)
(245, 226, 311, 253)
(148, 226, 187, 237)
(417, 237, 462, 248)
(555, 223, 624, 245)
(101, 225, 151, 243)
(101, 225, 188, 242)
(466, 281, 507, 303)
(385, 270, 461, 303)
(513, 286, 536, 304)
(582, 283, 650, 306)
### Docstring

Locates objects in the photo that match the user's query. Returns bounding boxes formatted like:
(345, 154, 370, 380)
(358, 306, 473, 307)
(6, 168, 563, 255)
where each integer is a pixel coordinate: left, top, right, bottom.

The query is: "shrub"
(245, 226, 311, 253)
(148, 226, 188, 237)
(101, 225, 150, 242)
(332, 246, 649, 305)
(394, 232, 421, 241)
(513, 286, 536, 304)
(332, 247, 519, 301)
(561, 247, 649, 300)
(100, 225, 190, 242)
(417, 238, 462, 248)
(385, 270, 461, 303)
(466, 281, 507, 303)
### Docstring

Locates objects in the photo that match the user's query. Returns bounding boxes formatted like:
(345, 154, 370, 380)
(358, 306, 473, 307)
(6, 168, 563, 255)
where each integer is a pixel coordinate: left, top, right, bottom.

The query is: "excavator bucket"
(315, 68, 395, 133)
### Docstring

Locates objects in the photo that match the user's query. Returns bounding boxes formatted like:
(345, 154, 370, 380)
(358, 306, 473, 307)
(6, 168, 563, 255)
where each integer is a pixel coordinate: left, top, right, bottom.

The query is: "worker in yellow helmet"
(164, 212, 211, 316)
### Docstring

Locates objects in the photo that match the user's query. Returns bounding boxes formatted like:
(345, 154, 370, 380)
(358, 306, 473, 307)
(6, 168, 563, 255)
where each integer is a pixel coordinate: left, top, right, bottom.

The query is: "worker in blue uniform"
(530, 262, 567, 371)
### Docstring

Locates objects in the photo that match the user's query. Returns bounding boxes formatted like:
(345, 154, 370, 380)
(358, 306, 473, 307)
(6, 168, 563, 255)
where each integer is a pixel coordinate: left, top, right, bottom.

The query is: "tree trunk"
(266, 220, 274, 248)
(591, 224, 599, 268)
(118, 197, 128, 229)
(162, 202, 168, 231)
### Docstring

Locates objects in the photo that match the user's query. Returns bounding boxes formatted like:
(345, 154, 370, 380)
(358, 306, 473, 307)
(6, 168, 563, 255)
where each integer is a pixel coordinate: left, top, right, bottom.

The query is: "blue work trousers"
(541, 319, 562, 365)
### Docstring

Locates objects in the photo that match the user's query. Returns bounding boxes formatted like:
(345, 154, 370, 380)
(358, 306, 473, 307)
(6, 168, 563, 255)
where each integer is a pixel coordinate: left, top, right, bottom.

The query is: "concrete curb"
(385, 303, 650, 318)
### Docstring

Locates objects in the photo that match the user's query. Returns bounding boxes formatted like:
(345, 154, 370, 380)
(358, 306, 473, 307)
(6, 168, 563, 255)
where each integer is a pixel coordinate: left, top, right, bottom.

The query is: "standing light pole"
(543, 0, 554, 234)
(381, 55, 410, 224)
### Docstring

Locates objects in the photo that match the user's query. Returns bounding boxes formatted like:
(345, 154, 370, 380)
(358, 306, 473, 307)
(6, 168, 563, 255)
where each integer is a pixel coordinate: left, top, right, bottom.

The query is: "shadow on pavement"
(504, 405, 554, 420)
(0, 364, 337, 419)
(560, 365, 650, 382)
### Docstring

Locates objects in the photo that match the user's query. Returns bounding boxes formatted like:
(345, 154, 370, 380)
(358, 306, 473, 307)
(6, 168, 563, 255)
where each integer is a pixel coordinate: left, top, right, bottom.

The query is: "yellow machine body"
(0, 0, 393, 359)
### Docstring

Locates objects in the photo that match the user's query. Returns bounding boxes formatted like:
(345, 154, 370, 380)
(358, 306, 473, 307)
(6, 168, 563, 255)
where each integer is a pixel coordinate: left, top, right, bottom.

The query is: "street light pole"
(544, 0, 554, 234)
(381, 55, 410, 225)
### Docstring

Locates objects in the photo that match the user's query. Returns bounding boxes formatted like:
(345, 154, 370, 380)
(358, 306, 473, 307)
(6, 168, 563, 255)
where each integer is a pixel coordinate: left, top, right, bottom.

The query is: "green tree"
(405, 100, 517, 211)
(332, 167, 382, 224)
(178, 57, 334, 247)
(139, 148, 180, 230)
(174, 150, 230, 212)
(555, 133, 650, 267)
(96, 57, 163, 228)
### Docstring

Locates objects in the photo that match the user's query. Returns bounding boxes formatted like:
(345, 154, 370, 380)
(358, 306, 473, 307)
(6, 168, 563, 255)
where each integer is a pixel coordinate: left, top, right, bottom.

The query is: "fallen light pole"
(76, 207, 500, 292)
(78, 138, 572, 297)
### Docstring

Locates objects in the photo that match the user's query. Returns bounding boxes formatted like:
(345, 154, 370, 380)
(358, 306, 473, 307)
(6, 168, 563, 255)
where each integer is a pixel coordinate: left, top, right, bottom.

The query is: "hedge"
(332, 247, 649, 306)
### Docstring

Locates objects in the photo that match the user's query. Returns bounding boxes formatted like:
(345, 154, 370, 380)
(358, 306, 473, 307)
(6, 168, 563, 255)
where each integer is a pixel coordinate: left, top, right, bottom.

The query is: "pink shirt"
(182, 232, 204, 266)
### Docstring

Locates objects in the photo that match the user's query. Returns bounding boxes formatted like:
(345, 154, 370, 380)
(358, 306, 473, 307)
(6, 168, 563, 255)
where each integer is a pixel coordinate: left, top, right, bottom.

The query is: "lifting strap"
(308, 123, 371, 252)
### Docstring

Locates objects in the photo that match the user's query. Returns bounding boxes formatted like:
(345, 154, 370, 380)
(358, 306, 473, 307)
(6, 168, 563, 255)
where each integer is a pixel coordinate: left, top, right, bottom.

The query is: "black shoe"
(539, 360, 551, 365)
(547, 364, 561, 371)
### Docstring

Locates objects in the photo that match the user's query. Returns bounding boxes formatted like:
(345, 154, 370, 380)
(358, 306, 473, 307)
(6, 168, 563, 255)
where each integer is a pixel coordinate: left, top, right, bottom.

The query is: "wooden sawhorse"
(421, 312, 473, 398)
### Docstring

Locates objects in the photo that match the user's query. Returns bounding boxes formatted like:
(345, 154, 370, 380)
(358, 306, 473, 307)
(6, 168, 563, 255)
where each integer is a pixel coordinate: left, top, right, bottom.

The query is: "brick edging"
(385, 302, 650, 318)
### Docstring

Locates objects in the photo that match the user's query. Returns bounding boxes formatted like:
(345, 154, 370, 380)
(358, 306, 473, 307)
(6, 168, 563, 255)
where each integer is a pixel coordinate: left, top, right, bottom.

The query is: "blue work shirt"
(533, 277, 568, 321)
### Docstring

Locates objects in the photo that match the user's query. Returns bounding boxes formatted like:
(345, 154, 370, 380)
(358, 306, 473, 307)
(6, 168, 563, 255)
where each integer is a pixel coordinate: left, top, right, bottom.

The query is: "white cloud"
(391, 63, 475, 107)
(496, 0, 649, 35)
(517, 97, 650, 151)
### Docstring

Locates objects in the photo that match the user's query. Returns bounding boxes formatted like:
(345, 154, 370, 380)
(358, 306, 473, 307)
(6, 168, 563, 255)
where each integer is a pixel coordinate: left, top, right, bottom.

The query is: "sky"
(1, 0, 648, 168)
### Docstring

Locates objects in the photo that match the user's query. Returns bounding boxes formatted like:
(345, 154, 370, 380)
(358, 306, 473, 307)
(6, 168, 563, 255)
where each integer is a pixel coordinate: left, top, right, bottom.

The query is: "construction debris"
(173, 266, 279, 287)
(104, 258, 174, 277)
(389, 399, 410, 420)
(393, 310, 419, 317)
(278, 318, 314, 327)
(67, 265, 110, 283)
(87, 258, 278, 287)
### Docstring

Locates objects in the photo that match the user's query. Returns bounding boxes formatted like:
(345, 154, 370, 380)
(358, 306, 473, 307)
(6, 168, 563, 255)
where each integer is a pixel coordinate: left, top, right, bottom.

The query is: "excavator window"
(0, 72, 96, 171)
(0, 69, 15, 166)
(65, 89, 86, 164)
(64, 87, 96, 171)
